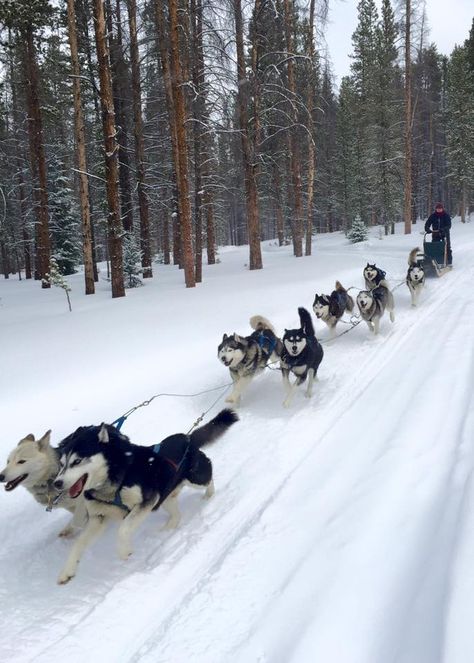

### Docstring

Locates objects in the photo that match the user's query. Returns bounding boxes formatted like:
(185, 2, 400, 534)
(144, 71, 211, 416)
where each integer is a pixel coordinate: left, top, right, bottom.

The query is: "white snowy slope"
(0, 220, 473, 663)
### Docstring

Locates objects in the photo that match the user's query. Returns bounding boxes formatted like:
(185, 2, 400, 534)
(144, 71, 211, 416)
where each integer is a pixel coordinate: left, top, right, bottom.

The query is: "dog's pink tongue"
(69, 475, 86, 498)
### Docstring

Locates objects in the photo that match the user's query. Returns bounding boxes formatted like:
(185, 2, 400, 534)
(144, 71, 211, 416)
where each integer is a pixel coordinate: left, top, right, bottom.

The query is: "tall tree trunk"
(404, 0, 412, 234)
(106, 0, 134, 233)
(67, 0, 95, 295)
(273, 162, 285, 246)
(127, 0, 153, 277)
(283, 0, 303, 256)
(234, 0, 263, 270)
(24, 28, 51, 286)
(168, 0, 195, 287)
(191, 0, 203, 283)
(93, 0, 125, 298)
(305, 0, 316, 256)
(154, 0, 182, 267)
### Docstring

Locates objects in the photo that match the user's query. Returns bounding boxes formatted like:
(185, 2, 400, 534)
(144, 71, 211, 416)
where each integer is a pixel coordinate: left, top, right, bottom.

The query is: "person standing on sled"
(424, 202, 452, 266)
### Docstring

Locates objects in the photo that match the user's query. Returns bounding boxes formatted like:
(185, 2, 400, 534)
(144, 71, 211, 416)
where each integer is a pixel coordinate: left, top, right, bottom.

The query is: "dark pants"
(432, 230, 452, 265)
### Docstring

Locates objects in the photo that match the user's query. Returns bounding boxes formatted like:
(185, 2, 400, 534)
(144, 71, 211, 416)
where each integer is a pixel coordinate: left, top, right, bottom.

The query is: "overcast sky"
(325, 0, 474, 82)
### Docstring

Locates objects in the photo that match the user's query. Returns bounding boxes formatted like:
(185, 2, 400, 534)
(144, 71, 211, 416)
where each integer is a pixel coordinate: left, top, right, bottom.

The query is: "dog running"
(280, 307, 324, 407)
(218, 315, 282, 406)
(406, 247, 425, 307)
(356, 285, 395, 334)
(52, 409, 238, 584)
(313, 281, 354, 334)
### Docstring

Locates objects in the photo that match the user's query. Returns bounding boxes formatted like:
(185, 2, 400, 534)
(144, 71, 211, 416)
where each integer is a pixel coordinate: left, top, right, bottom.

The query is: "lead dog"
(356, 285, 395, 334)
(280, 307, 324, 407)
(218, 315, 283, 406)
(313, 281, 354, 334)
(406, 247, 425, 307)
(0, 430, 87, 537)
(53, 409, 238, 584)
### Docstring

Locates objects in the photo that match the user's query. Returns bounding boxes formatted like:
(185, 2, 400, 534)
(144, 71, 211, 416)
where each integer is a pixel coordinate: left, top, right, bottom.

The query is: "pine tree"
(44, 257, 72, 311)
(48, 157, 82, 275)
(122, 232, 143, 288)
(347, 214, 368, 243)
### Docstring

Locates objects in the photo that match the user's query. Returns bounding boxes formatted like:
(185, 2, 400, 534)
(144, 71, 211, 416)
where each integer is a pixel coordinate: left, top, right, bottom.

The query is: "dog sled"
(422, 233, 452, 277)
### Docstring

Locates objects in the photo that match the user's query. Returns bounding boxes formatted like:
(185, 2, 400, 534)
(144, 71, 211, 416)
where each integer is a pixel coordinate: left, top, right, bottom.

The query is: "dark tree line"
(0, 0, 472, 295)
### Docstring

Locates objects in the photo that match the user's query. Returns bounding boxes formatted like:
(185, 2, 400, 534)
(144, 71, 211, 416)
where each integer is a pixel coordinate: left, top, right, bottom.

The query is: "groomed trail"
(0, 220, 473, 663)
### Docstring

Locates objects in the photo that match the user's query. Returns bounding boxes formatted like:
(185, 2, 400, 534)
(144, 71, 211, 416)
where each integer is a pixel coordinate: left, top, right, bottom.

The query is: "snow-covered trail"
(0, 221, 473, 663)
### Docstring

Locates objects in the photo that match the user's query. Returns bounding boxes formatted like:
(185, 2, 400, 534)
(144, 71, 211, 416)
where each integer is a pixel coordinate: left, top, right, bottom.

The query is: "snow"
(0, 219, 473, 663)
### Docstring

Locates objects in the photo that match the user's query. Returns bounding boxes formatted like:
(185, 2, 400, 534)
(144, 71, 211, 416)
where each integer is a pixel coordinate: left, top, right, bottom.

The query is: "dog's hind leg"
(58, 515, 108, 584)
(305, 369, 315, 399)
(160, 492, 182, 530)
(117, 504, 156, 559)
(204, 478, 215, 499)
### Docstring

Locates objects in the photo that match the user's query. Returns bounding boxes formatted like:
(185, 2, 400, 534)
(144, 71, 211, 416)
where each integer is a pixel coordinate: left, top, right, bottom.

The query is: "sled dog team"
(0, 247, 425, 584)
(219, 247, 425, 407)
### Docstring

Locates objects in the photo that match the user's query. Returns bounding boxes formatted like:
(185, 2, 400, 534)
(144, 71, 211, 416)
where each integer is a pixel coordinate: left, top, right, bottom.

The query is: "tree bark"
(127, 0, 153, 277)
(168, 0, 195, 287)
(305, 0, 316, 255)
(93, 0, 125, 297)
(234, 0, 263, 270)
(404, 0, 413, 234)
(24, 27, 51, 286)
(66, 0, 95, 295)
(191, 0, 204, 282)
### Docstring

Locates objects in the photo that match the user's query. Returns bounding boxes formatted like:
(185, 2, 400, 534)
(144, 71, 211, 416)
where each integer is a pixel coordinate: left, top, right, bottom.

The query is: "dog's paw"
(283, 399, 291, 408)
(57, 569, 75, 585)
(118, 547, 133, 561)
(225, 396, 236, 403)
(58, 525, 75, 538)
(161, 518, 179, 531)
(305, 392, 312, 399)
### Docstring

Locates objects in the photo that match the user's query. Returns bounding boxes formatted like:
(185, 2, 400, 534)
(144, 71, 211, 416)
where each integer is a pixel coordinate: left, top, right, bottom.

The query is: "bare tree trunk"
(168, 0, 195, 287)
(93, 0, 125, 298)
(305, 0, 316, 256)
(273, 162, 285, 246)
(67, 0, 95, 295)
(24, 28, 51, 286)
(127, 0, 153, 277)
(404, 0, 412, 235)
(191, 0, 203, 282)
(234, 0, 263, 270)
(283, 0, 303, 256)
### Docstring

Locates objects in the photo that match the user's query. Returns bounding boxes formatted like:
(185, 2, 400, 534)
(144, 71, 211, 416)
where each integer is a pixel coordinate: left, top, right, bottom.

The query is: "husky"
(280, 307, 324, 408)
(313, 281, 354, 334)
(363, 263, 389, 290)
(0, 430, 87, 538)
(356, 285, 395, 334)
(218, 315, 283, 406)
(406, 247, 425, 307)
(53, 409, 238, 584)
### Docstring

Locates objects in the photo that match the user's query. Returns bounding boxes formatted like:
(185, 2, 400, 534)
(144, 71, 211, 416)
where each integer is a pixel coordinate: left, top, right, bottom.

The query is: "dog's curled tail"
(250, 315, 275, 333)
(408, 247, 420, 266)
(298, 307, 316, 339)
(335, 281, 354, 312)
(189, 409, 238, 448)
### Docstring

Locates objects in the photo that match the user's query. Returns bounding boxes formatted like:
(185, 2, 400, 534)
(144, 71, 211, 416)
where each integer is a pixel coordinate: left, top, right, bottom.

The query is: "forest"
(0, 0, 473, 296)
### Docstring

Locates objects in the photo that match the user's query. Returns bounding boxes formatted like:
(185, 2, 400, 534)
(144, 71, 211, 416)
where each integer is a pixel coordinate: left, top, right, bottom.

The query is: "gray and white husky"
(218, 315, 283, 406)
(280, 307, 324, 407)
(363, 263, 390, 290)
(406, 247, 425, 307)
(0, 430, 87, 537)
(356, 285, 395, 334)
(53, 409, 238, 584)
(313, 281, 354, 334)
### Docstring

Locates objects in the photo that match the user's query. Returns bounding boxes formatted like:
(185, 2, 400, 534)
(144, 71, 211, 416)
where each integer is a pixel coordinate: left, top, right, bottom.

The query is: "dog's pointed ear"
(222, 333, 228, 341)
(24, 434, 35, 442)
(98, 423, 109, 443)
(234, 334, 245, 344)
(37, 430, 52, 450)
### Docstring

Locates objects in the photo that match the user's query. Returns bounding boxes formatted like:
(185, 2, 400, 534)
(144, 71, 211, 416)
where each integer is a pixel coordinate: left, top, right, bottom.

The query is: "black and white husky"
(0, 430, 87, 537)
(218, 315, 283, 406)
(363, 263, 389, 290)
(280, 307, 324, 408)
(53, 409, 238, 584)
(313, 281, 354, 334)
(406, 247, 425, 307)
(356, 285, 395, 334)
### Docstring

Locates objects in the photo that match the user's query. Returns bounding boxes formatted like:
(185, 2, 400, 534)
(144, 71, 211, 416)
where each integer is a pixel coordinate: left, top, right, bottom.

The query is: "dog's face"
(218, 334, 246, 368)
(0, 431, 52, 491)
(408, 266, 424, 283)
(357, 290, 374, 311)
(54, 425, 111, 500)
(363, 263, 378, 282)
(283, 329, 307, 356)
(312, 295, 330, 319)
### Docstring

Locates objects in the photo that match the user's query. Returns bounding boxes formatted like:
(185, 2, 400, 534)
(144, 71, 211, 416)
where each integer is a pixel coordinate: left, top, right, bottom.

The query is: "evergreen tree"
(122, 232, 143, 288)
(48, 156, 82, 275)
(347, 214, 368, 243)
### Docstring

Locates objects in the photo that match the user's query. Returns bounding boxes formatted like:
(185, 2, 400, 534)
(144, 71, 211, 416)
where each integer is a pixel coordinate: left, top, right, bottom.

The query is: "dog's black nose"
(0, 474, 5, 482)
(54, 479, 63, 490)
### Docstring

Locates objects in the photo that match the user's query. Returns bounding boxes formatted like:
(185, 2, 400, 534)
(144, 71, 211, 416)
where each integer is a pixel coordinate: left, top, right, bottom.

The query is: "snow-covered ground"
(0, 219, 473, 663)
